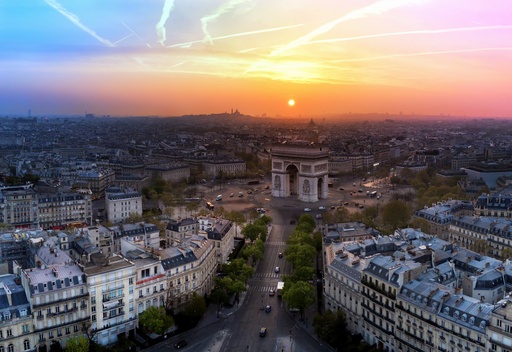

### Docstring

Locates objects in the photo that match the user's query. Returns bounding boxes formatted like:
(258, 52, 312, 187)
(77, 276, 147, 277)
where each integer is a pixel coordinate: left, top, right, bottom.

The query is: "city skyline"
(1, 0, 512, 118)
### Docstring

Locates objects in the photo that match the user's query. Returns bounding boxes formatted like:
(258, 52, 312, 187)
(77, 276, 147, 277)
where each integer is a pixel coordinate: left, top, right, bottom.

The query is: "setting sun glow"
(288, 99, 295, 107)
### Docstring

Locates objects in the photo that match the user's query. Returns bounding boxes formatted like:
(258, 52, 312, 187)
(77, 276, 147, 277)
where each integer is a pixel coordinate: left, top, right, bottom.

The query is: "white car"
(304, 208, 312, 212)
(318, 206, 326, 210)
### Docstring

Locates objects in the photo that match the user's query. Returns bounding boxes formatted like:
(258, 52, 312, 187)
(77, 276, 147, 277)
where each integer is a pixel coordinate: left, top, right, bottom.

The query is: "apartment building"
(198, 217, 235, 266)
(474, 192, 512, 219)
(37, 192, 92, 229)
(18, 245, 89, 352)
(82, 254, 136, 346)
(111, 223, 160, 251)
(166, 218, 199, 247)
(413, 200, 473, 240)
(0, 185, 38, 228)
(160, 233, 216, 312)
(0, 274, 34, 352)
(202, 159, 246, 178)
(396, 280, 490, 352)
(104, 187, 142, 224)
(145, 163, 190, 183)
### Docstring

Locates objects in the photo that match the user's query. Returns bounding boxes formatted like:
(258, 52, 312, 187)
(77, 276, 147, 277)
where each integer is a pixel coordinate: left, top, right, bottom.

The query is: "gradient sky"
(1, 0, 512, 118)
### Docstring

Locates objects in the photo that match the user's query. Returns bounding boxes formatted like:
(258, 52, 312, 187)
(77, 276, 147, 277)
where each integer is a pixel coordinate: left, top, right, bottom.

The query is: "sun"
(288, 99, 295, 107)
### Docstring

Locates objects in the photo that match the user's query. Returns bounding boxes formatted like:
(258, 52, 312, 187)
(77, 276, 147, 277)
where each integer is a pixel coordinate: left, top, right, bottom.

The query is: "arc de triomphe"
(271, 143, 329, 203)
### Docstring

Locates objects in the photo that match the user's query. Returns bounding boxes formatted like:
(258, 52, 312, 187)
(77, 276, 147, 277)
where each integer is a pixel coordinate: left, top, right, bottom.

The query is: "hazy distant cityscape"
(1, 113, 512, 351)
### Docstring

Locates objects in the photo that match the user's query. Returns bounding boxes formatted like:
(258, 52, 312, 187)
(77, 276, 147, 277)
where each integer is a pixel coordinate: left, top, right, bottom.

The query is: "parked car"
(315, 214, 322, 219)
(229, 193, 234, 197)
(304, 207, 312, 212)
(318, 206, 326, 210)
(259, 327, 267, 337)
(175, 340, 187, 349)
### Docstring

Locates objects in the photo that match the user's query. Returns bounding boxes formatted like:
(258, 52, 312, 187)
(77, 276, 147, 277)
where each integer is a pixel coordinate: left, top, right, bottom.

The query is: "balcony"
(102, 285, 125, 294)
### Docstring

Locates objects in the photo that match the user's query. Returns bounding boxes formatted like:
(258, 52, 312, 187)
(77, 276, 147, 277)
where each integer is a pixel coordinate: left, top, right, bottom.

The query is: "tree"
(64, 336, 89, 352)
(381, 200, 411, 233)
(182, 292, 207, 321)
(282, 281, 315, 320)
(222, 258, 254, 283)
(313, 310, 352, 351)
(284, 244, 317, 269)
(138, 306, 174, 335)
(241, 223, 267, 243)
(297, 214, 316, 233)
(287, 265, 315, 283)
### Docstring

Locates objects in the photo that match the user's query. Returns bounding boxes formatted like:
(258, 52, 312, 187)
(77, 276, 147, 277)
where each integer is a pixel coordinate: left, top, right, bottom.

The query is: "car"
(358, 189, 363, 193)
(175, 340, 187, 349)
(259, 327, 267, 337)
(331, 205, 336, 209)
(264, 185, 270, 189)
(278, 252, 283, 258)
(315, 214, 322, 219)
(339, 187, 344, 190)
(274, 266, 280, 273)
(318, 206, 326, 210)
(359, 205, 365, 209)
(304, 207, 312, 212)
(247, 190, 252, 194)
(265, 305, 271, 313)
(343, 202, 349, 206)
(229, 193, 234, 197)
(269, 289, 275, 296)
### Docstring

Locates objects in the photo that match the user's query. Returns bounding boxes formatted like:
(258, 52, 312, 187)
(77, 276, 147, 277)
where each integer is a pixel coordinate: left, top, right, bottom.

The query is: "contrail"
(168, 24, 303, 48)
(200, 0, 251, 45)
(113, 33, 133, 45)
(308, 24, 512, 45)
(156, 0, 175, 46)
(270, 0, 427, 57)
(330, 47, 512, 63)
(44, 0, 115, 47)
(122, 21, 152, 48)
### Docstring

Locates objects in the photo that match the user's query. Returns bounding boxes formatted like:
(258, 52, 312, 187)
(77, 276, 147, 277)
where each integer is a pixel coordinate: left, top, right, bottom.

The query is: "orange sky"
(1, 0, 512, 118)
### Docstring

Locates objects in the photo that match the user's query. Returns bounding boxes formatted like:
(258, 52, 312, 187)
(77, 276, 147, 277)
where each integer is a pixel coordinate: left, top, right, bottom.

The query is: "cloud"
(308, 24, 512, 45)
(44, 0, 115, 47)
(156, 0, 175, 46)
(270, 0, 428, 57)
(200, 0, 252, 45)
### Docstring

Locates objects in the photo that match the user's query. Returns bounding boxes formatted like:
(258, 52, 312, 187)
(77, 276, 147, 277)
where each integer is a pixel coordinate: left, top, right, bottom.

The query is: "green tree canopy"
(138, 306, 174, 335)
(282, 281, 315, 319)
(381, 200, 411, 233)
(313, 310, 352, 351)
(182, 292, 207, 321)
(241, 223, 267, 243)
(284, 243, 317, 269)
(64, 336, 89, 352)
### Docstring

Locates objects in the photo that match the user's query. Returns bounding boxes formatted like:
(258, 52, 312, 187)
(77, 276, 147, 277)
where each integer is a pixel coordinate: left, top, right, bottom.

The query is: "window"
(7, 345, 12, 352)
(23, 340, 30, 350)
(66, 327, 70, 335)
(5, 330, 11, 338)
(22, 324, 29, 333)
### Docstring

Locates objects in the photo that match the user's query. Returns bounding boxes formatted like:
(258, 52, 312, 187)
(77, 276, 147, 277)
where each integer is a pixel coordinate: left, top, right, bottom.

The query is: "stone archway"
(271, 143, 329, 203)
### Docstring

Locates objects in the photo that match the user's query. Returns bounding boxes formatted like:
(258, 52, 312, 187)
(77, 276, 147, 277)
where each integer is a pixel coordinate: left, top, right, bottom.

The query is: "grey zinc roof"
(439, 294, 492, 332)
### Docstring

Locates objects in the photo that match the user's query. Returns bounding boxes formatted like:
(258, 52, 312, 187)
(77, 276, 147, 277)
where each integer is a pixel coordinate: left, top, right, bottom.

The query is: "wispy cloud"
(308, 24, 512, 45)
(156, 0, 175, 46)
(331, 47, 512, 62)
(270, 0, 428, 57)
(200, 0, 252, 45)
(44, 0, 115, 47)
(168, 24, 303, 48)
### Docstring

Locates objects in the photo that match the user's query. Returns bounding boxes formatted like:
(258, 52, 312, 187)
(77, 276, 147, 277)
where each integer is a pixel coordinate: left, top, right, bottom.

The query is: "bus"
(206, 202, 215, 211)
(370, 191, 378, 198)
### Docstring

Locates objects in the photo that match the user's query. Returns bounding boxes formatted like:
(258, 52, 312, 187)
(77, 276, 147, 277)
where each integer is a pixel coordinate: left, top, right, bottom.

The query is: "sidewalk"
(195, 290, 248, 330)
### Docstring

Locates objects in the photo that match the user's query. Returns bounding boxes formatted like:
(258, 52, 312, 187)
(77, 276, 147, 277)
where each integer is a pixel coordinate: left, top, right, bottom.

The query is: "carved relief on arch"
(301, 164, 312, 173)
(315, 163, 328, 172)
(274, 175, 281, 189)
(272, 161, 283, 170)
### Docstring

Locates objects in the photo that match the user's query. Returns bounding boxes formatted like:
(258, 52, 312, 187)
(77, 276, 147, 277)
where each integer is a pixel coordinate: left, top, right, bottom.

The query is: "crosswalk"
(248, 285, 277, 293)
(253, 272, 281, 279)
(265, 241, 286, 246)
